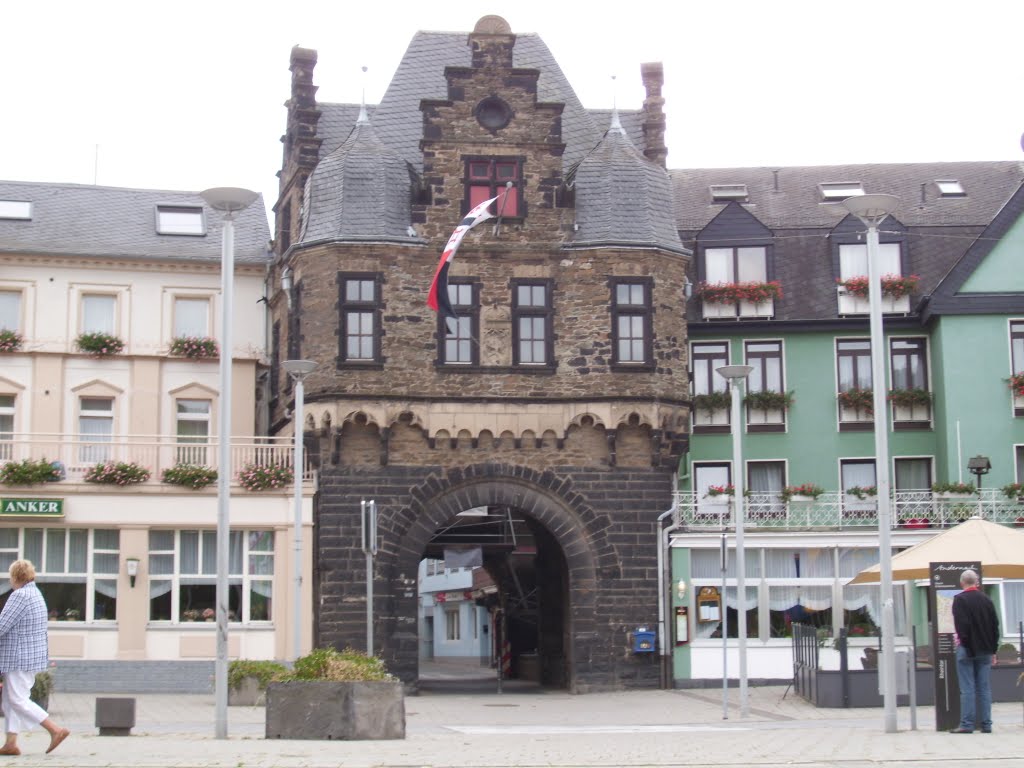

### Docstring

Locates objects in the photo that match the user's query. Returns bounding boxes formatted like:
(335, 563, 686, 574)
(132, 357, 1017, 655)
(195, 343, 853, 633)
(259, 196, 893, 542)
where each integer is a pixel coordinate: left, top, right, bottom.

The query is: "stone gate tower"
(269, 15, 690, 691)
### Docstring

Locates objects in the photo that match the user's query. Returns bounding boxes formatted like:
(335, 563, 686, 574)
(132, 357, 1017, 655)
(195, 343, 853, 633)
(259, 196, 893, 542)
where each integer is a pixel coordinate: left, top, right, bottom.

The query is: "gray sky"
(3, 0, 1022, 227)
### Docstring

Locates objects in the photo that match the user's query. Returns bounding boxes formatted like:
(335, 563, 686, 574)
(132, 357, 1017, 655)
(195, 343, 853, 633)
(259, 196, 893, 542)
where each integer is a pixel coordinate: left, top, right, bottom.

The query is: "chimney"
(284, 46, 323, 177)
(640, 62, 667, 168)
(468, 15, 515, 69)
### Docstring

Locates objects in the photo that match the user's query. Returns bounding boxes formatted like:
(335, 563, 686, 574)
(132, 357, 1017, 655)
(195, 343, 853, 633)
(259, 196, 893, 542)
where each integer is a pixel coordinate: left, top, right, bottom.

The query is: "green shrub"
(75, 332, 125, 356)
(228, 659, 289, 691)
(238, 462, 293, 492)
(0, 329, 23, 353)
(692, 391, 732, 411)
(0, 458, 64, 486)
(279, 647, 394, 683)
(743, 390, 794, 411)
(932, 482, 976, 495)
(887, 387, 932, 408)
(161, 463, 218, 489)
(30, 671, 53, 705)
(83, 461, 150, 485)
(169, 336, 218, 359)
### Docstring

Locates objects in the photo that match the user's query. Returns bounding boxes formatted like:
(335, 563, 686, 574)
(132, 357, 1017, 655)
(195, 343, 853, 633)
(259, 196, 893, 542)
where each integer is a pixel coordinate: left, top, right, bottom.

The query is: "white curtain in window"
(0, 291, 20, 331)
(837, 548, 881, 578)
(768, 585, 833, 611)
(839, 244, 900, 279)
(722, 586, 759, 610)
(149, 579, 172, 600)
(894, 459, 931, 491)
(82, 295, 115, 334)
(704, 249, 733, 283)
(1003, 582, 1024, 636)
(251, 580, 273, 598)
(174, 298, 209, 337)
(842, 585, 907, 632)
(736, 247, 767, 282)
(94, 578, 117, 599)
(766, 549, 836, 578)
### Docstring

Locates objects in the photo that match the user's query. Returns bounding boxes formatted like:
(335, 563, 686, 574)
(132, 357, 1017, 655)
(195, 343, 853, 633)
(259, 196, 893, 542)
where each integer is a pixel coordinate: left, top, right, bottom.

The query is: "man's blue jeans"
(956, 644, 993, 731)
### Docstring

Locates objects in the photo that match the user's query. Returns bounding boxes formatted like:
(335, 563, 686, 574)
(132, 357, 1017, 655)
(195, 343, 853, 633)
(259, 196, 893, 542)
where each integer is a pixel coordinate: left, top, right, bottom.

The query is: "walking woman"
(0, 559, 69, 755)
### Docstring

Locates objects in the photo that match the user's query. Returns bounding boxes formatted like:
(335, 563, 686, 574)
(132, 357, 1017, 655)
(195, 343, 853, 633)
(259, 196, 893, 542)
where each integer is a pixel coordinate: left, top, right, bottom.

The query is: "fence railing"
(674, 489, 1024, 530)
(0, 433, 314, 486)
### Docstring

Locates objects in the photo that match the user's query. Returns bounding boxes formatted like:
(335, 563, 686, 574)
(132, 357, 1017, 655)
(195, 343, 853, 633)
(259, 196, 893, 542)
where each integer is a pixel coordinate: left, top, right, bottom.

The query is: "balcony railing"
(0, 433, 313, 486)
(674, 489, 1024, 530)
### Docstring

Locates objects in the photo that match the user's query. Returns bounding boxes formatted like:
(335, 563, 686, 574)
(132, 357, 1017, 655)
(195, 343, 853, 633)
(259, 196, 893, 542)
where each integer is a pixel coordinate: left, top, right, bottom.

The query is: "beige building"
(0, 181, 313, 690)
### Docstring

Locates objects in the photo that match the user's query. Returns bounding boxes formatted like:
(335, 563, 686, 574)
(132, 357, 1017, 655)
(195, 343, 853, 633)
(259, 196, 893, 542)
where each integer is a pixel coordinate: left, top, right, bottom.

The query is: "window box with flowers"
(1000, 483, 1023, 502)
(161, 463, 217, 489)
(931, 481, 975, 499)
(83, 461, 151, 486)
(76, 332, 125, 357)
(781, 484, 824, 503)
(692, 391, 733, 412)
(1009, 373, 1024, 413)
(845, 486, 877, 500)
(0, 458, 65, 486)
(169, 335, 219, 360)
(698, 281, 781, 319)
(837, 388, 874, 419)
(888, 387, 932, 423)
(704, 484, 734, 498)
(0, 329, 24, 353)
(238, 463, 293, 492)
(836, 274, 918, 315)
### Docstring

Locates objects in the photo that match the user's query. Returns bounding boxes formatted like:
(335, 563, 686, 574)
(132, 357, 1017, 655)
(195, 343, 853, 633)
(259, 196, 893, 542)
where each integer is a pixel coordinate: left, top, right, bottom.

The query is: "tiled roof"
(672, 161, 1024, 230)
(0, 180, 270, 263)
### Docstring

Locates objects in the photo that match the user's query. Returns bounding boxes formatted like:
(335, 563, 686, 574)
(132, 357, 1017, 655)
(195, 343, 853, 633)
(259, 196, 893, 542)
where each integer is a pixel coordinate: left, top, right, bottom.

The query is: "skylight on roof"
(710, 184, 749, 203)
(819, 182, 864, 202)
(936, 179, 966, 197)
(156, 205, 205, 235)
(0, 200, 32, 220)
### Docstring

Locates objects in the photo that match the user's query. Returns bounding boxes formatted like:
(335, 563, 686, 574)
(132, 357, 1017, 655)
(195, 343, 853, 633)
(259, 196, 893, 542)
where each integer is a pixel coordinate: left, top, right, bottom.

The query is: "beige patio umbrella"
(847, 517, 1024, 584)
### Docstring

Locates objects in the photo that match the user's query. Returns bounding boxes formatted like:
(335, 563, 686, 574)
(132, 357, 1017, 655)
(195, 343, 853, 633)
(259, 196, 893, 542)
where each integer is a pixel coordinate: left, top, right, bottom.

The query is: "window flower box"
(238, 462, 293, 492)
(845, 486, 877, 500)
(704, 484, 734, 498)
(0, 458, 64, 486)
(83, 461, 151, 486)
(698, 281, 781, 320)
(161, 463, 218, 489)
(169, 335, 219, 359)
(693, 391, 732, 412)
(837, 388, 874, 416)
(744, 390, 794, 411)
(76, 332, 125, 357)
(931, 482, 975, 499)
(836, 274, 920, 300)
(0, 329, 24, 353)
(782, 484, 824, 502)
(1000, 483, 1023, 502)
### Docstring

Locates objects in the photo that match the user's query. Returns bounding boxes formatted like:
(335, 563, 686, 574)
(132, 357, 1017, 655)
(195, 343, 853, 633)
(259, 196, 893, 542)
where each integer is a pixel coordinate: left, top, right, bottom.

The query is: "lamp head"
(282, 359, 317, 380)
(715, 364, 754, 382)
(199, 187, 259, 214)
(967, 455, 991, 476)
(840, 193, 900, 225)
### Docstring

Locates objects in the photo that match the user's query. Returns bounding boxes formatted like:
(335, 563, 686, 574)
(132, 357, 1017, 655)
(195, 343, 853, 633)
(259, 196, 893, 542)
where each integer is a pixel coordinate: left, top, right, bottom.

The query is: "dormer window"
(710, 184, 749, 203)
(935, 179, 966, 197)
(819, 182, 864, 202)
(0, 200, 31, 220)
(156, 205, 205, 236)
(465, 157, 522, 218)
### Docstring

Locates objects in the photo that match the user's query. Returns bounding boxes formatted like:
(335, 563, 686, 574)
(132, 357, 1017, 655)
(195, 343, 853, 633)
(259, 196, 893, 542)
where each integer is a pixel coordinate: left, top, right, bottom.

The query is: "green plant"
(1010, 373, 1024, 398)
(161, 463, 218, 489)
(835, 274, 920, 299)
(692, 391, 732, 411)
(228, 659, 289, 692)
(837, 388, 874, 413)
(75, 332, 125, 356)
(83, 461, 151, 486)
(887, 388, 932, 408)
(846, 486, 877, 500)
(697, 281, 783, 304)
(30, 671, 53, 705)
(0, 329, 23, 353)
(782, 484, 824, 501)
(704, 484, 734, 497)
(1001, 482, 1024, 499)
(238, 462, 293, 492)
(279, 647, 395, 683)
(169, 335, 218, 359)
(743, 389, 794, 411)
(0, 458, 64, 486)
(932, 481, 976, 495)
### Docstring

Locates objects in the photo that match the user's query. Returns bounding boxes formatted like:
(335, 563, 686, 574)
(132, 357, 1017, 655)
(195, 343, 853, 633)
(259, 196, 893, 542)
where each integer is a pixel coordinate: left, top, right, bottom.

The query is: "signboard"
(0, 498, 64, 517)
(929, 560, 980, 732)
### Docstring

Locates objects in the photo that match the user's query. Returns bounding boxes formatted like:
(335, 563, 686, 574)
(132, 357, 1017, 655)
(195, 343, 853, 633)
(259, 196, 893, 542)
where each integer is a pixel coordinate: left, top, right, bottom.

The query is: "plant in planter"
(932, 481, 976, 496)
(846, 486, 877, 500)
(181, 609, 200, 622)
(692, 391, 732, 411)
(704, 484, 734, 498)
(228, 659, 289, 706)
(238, 462, 293, 491)
(0, 458, 65, 486)
(697, 281, 783, 304)
(75, 332, 125, 357)
(0, 329, 24, 353)
(83, 461, 151, 486)
(836, 274, 920, 299)
(1001, 482, 1024, 500)
(266, 647, 405, 740)
(161, 463, 218, 489)
(837, 388, 874, 414)
(1008, 373, 1024, 398)
(744, 389, 794, 411)
(169, 335, 218, 359)
(781, 484, 824, 502)
(887, 388, 932, 408)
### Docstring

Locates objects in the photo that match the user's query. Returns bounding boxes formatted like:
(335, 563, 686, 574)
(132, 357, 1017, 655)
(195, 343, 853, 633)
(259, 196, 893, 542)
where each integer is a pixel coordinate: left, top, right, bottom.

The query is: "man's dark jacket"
(952, 588, 1000, 657)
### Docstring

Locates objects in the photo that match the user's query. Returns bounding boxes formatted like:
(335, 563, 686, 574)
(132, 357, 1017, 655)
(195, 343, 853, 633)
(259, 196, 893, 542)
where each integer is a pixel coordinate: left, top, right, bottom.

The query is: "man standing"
(950, 568, 1000, 733)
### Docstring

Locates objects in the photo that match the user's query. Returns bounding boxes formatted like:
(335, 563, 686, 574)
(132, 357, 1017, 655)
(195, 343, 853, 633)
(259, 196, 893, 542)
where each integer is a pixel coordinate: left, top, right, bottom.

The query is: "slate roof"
(569, 120, 685, 254)
(0, 180, 271, 263)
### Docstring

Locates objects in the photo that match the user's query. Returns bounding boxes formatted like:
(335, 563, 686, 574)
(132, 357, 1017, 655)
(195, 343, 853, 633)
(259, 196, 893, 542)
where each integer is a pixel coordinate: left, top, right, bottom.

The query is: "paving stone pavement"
(10, 683, 1022, 768)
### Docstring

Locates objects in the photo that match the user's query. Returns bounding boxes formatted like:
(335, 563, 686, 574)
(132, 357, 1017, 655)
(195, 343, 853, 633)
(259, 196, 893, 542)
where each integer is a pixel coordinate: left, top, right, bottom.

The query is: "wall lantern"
(676, 579, 687, 600)
(126, 558, 140, 588)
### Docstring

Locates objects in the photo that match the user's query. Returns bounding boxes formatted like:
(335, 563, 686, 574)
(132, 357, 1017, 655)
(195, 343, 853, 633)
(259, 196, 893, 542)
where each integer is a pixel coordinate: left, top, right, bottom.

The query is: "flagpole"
(493, 181, 513, 236)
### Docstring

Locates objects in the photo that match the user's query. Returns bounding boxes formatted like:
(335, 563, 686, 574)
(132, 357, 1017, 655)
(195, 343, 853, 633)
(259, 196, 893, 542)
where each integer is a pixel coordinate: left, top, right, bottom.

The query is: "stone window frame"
(337, 273, 383, 370)
(609, 277, 654, 371)
(511, 278, 554, 368)
(463, 155, 525, 220)
(436, 279, 480, 367)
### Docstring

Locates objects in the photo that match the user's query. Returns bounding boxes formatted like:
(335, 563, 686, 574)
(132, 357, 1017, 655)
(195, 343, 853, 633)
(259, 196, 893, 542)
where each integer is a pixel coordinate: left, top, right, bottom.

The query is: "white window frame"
(78, 396, 114, 463)
(156, 205, 205, 236)
(0, 289, 22, 332)
(0, 394, 14, 461)
(173, 296, 211, 338)
(81, 293, 117, 335)
(820, 182, 864, 201)
(0, 201, 31, 220)
(445, 607, 461, 641)
(175, 399, 211, 464)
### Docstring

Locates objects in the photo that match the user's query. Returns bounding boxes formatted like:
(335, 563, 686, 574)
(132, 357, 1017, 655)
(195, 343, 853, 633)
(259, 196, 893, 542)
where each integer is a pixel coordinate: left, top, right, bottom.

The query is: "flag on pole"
(427, 196, 498, 318)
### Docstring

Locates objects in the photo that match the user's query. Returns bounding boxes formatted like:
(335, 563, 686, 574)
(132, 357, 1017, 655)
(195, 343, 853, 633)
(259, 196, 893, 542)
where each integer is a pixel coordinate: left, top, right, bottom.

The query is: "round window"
(475, 96, 512, 131)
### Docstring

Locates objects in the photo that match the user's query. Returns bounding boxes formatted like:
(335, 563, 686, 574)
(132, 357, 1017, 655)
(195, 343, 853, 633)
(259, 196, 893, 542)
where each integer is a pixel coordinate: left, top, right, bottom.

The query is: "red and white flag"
(427, 196, 498, 318)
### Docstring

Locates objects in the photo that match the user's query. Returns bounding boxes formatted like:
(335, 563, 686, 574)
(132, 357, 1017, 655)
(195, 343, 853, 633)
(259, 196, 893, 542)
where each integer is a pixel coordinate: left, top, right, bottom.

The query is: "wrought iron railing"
(0, 433, 314, 486)
(674, 489, 1024, 530)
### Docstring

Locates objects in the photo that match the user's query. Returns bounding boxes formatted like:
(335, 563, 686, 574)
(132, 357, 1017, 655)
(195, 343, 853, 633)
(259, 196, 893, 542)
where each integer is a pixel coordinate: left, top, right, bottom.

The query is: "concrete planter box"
(265, 681, 405, 740)
(229, 676, 265, 706)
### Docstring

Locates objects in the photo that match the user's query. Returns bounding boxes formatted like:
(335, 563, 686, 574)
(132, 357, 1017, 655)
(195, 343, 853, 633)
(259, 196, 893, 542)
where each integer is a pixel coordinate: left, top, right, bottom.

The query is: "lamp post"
(841, 193, 900, 733)
(715, 363, 753, 717)
(282, 360, 316, 661)
(200, 187, 258, 740)
(967, 455, 991, 519)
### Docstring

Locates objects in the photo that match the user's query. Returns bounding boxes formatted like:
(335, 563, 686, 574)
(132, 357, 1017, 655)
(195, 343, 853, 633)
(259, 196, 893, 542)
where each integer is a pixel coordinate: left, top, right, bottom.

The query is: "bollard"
(95, 697, 136, 736)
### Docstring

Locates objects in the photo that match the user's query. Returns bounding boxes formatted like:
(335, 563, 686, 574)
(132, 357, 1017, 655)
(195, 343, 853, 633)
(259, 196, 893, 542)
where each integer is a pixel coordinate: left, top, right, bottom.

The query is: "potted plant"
(181, 609, 200, 622)
(932, 481, 976, 498)
(692, 391, 732, 412)
(228, 659, 289, 706)
(887, 388, 932, 408)
(0, 458, 65, 486)
(238, 462, 294, 492)
(161, 463, 218, 489)
(697, 280, 783, 305)
(168, 335, 218, 359)
(835, 274, 920, 299)
(1008, 373, 1024, 399)
(75, 332, 125, 357)
(1001, 482, 1023, 501)
(782, 484, 824, 502)
(0, 329, 23, 353)
(83, 461, 151, 486)
(837, 388, 874, 414)
(704, 484, 734, 498)
(203, 607, 215, 622)
(265, 647, 404, 740)
(845, 486, 877, 500)
(743, 390, 794, 411)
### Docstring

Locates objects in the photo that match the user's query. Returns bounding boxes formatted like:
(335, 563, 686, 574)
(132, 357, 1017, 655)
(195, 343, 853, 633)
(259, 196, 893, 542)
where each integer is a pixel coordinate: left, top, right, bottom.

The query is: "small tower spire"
(609, 75, 625, 134)
(357, 65, 369, 124)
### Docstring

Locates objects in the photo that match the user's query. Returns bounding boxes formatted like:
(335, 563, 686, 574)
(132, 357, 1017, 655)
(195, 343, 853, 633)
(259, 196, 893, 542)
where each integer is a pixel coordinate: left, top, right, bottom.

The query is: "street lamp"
(715, 363, 753, 717)
(282, 359, 316, 662)
(200, 186, 258, 740)
(968, 455, 991, 518)
(841, 192, 900, 733)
